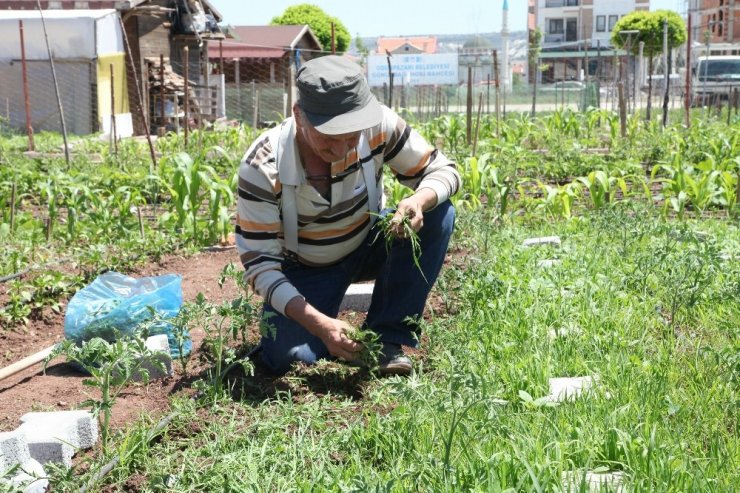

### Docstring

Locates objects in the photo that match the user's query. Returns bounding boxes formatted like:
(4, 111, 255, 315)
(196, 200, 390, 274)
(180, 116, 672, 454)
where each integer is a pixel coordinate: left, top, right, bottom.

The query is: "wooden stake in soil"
(110, 64, 118, 155)
(493, 49, 500, 138)
(160, 54, 165, 128)
(119, 16, 157, 169)
(36, 0, 70, 167)
(18, 20, 34, 151)
(618, 81, 626, 138)
(472, 92, 484, 157)
(10, 182, 16, 234)
(137, 206, 145, 240)
(466, 66, 473, 146)
(184, 46, 190, 147)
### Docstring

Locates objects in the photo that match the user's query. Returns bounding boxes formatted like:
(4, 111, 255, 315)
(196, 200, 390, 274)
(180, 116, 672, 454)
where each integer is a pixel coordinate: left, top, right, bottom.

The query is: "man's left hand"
(391, 188, 437, 237)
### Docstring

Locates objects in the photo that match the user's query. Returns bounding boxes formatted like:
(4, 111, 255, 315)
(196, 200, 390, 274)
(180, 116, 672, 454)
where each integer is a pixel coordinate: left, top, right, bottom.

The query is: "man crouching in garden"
(235, 55, 460, 375)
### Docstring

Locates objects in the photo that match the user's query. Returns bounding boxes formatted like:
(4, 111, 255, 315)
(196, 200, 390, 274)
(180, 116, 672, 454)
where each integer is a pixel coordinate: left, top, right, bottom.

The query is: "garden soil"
(0, 248, 451, 433)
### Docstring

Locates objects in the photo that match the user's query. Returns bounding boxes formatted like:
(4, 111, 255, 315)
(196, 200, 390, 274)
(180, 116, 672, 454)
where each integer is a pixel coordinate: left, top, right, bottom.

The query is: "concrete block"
(19, 410, 98, 467)
(1, 429, 48, 493)
(339, 283, 374, 312)
(537, 258, 560, 268)
(0, 429, 30, 470)
(522, 236, 561, 248)
(548, 324, 582, 339)
(561, 470, 625, 492)
(2, 458, 48, 493)
(545, 376, 598, 403)
(139, 335, 173, 381)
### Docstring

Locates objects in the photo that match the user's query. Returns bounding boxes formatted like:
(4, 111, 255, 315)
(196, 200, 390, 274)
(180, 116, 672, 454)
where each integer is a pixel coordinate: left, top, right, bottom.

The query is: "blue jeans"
(260, 200, 456, 374)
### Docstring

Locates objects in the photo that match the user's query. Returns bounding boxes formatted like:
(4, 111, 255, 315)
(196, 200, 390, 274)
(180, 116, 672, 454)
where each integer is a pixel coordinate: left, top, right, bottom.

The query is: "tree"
(354, 33, 369, 66)
(271, 4, 351, 54)
(611, 10, 687, 120)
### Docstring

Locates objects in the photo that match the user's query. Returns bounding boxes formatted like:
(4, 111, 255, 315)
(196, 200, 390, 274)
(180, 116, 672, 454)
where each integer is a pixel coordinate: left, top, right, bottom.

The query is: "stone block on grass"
(537, 258, 561, 268)
(561, 470, 625, 492)
(522, 236, 561, 248)
(545, 376, 598, 403)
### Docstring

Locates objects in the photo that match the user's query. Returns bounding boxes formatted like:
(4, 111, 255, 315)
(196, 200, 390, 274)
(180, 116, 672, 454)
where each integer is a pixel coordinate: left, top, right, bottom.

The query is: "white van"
(692, 56, 740, 105)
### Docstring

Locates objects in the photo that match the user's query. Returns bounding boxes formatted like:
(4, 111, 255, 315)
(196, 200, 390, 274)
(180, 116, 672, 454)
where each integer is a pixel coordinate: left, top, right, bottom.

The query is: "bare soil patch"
(0, 247, 458, 433)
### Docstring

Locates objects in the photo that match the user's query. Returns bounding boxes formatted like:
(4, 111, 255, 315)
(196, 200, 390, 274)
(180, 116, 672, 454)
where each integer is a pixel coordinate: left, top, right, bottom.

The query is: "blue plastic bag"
(64, 272, 191, 357)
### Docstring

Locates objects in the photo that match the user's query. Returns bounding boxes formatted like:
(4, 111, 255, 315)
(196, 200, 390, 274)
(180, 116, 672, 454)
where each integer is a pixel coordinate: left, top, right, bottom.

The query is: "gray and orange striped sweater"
(235, 105, 461, 315)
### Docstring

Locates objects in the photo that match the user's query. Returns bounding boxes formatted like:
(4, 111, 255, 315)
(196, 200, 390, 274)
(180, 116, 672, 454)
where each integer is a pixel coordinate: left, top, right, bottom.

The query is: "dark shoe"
(378, 343, 413, 376)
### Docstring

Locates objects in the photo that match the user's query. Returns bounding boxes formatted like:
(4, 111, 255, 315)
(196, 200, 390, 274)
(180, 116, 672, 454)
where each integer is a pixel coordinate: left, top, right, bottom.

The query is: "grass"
(53, 202, 739, 492)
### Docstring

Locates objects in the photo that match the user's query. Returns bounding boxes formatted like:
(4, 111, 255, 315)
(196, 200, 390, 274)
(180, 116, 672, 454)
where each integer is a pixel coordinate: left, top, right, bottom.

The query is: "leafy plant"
(44, 335, 165, 452)
(346, 327, 382, 370)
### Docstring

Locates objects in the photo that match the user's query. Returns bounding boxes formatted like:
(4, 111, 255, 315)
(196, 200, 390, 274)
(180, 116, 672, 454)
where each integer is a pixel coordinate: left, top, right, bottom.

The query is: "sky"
(208, 0, 685, 37)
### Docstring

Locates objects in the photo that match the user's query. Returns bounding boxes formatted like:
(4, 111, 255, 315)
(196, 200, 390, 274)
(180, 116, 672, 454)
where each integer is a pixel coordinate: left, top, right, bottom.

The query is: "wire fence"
(2, 50, 740, 140)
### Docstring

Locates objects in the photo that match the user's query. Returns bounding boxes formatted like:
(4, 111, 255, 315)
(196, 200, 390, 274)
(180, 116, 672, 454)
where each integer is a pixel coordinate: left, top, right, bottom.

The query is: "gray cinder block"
(523, 236, 561, 247)
(0, 429, 48, 493)
(19, 410, 98, 467)
(339, 283, 374, 312)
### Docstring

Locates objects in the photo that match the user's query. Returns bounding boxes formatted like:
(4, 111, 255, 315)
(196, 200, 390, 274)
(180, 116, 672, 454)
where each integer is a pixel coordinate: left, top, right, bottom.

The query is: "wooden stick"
(10, 182, 16, 234)
(18, 20, 34, 151)
(110, 63, 118, 155)
(184, 46, 190, 147)
(137, 206, 145, 239)
(119, 16, 157, 169)
(36, 0, 69, 167)
(0, 345, 57, 382)
(472, 92, 483, 157)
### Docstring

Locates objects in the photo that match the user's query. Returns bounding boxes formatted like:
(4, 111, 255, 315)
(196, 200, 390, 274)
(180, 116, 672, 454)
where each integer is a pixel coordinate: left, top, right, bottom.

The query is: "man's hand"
(317, 318, 363, 362)
(285, 297, 362, 362)
(391, 188, 438, 237)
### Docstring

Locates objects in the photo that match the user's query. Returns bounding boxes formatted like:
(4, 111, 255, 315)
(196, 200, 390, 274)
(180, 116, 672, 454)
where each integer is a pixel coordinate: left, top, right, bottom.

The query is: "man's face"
(298, 113, 362, 163)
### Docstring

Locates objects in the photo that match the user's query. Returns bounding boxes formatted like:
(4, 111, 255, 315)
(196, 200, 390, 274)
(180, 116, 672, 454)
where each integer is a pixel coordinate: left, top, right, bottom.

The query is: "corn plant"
(165, 152, 230, 246)
(533, 181, 578, 219)
(575, 170, 628, 209)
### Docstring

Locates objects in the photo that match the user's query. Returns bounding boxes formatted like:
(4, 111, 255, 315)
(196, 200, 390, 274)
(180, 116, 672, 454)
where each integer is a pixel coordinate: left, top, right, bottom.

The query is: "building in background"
(376, 36, 438, 55)
(0, 0, 224, 134)
(527, 0, 649, 83)
(687, 0, 740, 55)
(206, 25, 322, 125)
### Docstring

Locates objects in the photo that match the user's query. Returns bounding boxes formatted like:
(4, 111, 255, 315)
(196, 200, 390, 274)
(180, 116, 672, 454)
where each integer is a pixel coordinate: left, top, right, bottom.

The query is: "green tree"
(354, 33, 369, 65)
(611, 10, 687, 119)
(271, 4, 350, 54)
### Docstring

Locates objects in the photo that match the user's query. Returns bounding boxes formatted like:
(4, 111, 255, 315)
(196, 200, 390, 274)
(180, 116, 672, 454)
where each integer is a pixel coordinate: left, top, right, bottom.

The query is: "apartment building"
(527, 0, 649, 82)
(688, 0, 740, 54)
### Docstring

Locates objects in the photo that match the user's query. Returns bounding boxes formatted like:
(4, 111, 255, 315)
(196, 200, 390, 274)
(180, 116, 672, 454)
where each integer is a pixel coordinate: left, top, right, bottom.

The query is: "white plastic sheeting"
(0, 9, 123, 61)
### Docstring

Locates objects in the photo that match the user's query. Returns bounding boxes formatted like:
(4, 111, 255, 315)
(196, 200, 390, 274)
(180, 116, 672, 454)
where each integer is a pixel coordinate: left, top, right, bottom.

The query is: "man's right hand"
(318, 318, 363, 362)
(285, 296, 362, 362)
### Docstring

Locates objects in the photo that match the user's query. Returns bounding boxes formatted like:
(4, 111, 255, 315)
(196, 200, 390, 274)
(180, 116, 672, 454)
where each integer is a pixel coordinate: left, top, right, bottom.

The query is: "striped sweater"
(236, 105, 461, 315)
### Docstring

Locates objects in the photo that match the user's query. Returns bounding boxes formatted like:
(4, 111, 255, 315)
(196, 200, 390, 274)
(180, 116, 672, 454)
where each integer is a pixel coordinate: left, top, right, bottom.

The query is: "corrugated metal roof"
(207, 25, 321, 60)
